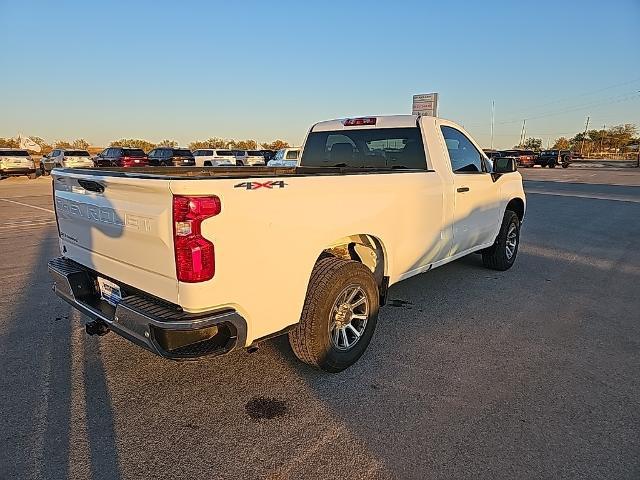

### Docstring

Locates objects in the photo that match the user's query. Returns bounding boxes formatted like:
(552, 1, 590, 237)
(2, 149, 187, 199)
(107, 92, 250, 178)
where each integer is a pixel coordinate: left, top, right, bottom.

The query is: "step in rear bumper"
(48, 256, 247, 360)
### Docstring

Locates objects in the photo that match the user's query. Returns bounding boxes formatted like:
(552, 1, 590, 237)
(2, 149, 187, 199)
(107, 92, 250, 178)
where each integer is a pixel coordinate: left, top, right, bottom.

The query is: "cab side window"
(441, 126, 484, 173)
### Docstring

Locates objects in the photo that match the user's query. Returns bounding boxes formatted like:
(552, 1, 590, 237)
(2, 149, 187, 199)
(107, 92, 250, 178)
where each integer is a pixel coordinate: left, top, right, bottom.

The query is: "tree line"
(0, 136, 291, 154)
(515, 123, 639, 155)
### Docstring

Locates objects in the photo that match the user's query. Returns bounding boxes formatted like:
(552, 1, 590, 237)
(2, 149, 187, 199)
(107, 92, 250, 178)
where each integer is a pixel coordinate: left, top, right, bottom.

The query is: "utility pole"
(580, 116, 590, 156)
(520, 119, 526, 146)
(490, 100, 495, 149)
(600, 124, 606, 156)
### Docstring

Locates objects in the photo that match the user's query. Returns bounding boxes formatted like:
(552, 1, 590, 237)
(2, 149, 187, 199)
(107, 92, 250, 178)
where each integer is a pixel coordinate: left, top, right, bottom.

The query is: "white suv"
(192, 149, 236, 167)
(267, 147, 301, 167)
(41, 149, 94, 175)
(235, 150, 265, 166)
(0, 149, 37, 179)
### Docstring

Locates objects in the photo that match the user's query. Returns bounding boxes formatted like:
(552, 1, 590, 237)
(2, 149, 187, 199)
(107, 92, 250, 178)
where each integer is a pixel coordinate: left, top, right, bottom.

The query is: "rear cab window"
(302, 127, 427, 169)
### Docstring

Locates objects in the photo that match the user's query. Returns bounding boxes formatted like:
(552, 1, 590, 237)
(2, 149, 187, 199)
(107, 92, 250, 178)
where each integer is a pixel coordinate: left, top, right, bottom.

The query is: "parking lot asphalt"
(1, 169, 639, 480)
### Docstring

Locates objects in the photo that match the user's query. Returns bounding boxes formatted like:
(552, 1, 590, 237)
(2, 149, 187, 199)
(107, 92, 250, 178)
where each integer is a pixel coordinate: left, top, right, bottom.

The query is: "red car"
(95, 147, 149, 168)
(500, 150, 536, 168)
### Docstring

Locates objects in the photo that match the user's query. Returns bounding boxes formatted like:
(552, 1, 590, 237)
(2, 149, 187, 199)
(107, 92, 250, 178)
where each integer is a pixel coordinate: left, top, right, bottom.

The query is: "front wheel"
(289, 257, 379, 372)
(562, 163, 569, 169)
(28, 173, 37, 180)
(482, 210, 520, 271)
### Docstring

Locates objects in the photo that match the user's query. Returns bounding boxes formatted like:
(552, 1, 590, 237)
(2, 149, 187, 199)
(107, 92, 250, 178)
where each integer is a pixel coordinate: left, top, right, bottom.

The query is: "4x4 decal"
(234, 180, 287, 190)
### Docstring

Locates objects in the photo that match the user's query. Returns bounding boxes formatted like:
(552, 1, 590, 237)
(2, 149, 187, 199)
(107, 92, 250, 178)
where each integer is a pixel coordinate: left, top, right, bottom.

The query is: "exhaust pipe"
(86, 320, 110, 336)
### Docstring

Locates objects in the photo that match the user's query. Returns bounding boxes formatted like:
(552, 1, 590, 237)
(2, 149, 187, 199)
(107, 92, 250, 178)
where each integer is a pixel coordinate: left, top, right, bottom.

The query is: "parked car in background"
(95, 147, 149, 168)
(148, 147, 195, 167)
(267, 147, 302, 167)
(537, 150, 571, 168)
(41, 149, 94, 175)
(500, 149, 536, 168)
(482, 149, 502, 159)
(193, 149, 236, 167)
(0, 148, 37, 179)
(234, 150, 266, 166)
(260, 150, 277, 162)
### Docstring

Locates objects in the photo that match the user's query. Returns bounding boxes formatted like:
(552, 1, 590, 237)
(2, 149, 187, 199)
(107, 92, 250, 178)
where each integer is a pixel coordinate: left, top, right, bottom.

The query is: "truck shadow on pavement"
(0, 228, 121, 480)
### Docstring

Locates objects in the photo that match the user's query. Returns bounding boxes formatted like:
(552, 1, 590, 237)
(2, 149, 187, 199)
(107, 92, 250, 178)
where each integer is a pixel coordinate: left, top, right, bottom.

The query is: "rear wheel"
(482, 210, 520, 271)
(236, 160, 244, 166)
(28, 173, 37, 180)
(289, 257, 379, 372)
(40, 164, 47, 176)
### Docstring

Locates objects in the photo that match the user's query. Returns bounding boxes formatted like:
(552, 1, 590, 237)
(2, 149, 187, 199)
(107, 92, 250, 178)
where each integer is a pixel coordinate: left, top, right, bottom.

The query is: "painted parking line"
(0, 197, 55, 214)
(526, 189, 640, 203)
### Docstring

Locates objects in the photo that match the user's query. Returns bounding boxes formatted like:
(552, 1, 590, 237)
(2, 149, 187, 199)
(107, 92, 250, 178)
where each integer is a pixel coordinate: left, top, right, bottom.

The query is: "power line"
(498, 77, 640, 118)
(465, 88, 640, 129)
(495, 91, 640, 125)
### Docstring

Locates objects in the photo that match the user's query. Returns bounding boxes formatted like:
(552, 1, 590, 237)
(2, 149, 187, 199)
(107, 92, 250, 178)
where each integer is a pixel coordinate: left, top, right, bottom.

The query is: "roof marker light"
(343, 117, 377, 126)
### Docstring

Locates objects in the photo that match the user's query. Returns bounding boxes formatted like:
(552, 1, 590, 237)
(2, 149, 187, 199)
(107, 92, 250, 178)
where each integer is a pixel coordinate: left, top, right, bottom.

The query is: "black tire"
(288, 257, 379, 372)
(203, 161, 212, 167)
(28, 173, 37, 180)
(236, 160, 244, 166)
(40, 164, 47, 176)
(562, 163, 569, 169)
(548, 161, 556, 168)
(482, 210, 520, 271)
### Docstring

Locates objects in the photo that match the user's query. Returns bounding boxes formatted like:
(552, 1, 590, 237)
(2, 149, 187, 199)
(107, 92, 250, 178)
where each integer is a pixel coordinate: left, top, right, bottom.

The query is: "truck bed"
(63, 165, 426, 180)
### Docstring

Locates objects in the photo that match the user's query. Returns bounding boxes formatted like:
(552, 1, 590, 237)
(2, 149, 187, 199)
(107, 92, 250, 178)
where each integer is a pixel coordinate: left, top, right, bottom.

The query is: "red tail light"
(344, 117, 377, 126)
(120, 156, 148, 167)
(173, 196, 221, 282)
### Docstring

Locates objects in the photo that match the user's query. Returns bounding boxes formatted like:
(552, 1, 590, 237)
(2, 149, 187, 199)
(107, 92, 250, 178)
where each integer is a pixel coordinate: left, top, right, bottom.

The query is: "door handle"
(457, 187, 470, 193)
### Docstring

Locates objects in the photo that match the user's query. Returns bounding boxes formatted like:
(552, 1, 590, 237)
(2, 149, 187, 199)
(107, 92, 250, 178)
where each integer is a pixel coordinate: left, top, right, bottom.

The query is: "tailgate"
(52, 170, 178, 303)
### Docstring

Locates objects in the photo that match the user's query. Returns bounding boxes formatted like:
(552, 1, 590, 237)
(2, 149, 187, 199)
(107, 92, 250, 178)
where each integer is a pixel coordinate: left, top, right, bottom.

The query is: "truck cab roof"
(312, 115, 420, 132)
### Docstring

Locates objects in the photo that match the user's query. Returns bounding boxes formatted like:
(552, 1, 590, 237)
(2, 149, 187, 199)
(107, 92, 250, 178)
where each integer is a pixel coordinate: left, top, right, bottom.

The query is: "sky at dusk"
(1, 0, 639, 149)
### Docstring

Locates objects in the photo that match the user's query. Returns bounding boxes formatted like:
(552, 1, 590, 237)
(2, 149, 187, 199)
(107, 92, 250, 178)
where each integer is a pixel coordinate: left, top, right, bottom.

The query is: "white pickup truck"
(49, 115, 525, 372)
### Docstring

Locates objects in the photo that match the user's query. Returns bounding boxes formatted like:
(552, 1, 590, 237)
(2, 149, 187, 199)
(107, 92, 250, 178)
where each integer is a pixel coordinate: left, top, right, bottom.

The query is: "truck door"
(440, 126, 500, 256)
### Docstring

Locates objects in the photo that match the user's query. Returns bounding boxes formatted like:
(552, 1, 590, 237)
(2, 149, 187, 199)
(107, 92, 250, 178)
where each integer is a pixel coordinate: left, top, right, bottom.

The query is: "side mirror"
(493, 157, 517, 174)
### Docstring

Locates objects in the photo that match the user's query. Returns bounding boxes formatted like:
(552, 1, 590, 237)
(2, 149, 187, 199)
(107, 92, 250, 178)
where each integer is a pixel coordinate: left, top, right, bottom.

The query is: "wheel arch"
(315, 234, 389, 288)
(505, 197, 525, 221)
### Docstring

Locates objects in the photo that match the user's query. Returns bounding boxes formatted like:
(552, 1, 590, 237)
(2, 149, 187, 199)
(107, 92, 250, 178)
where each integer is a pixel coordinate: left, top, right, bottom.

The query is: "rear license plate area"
(97, 277, 122, 306)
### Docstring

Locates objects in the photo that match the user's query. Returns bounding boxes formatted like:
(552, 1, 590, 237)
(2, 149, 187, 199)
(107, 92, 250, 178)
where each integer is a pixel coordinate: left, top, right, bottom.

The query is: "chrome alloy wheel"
(329, 285, 369, 351)
(505, 222, 518, 260)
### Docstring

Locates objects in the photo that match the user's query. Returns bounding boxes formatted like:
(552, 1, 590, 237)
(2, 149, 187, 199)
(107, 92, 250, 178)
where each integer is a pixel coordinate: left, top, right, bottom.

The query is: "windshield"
(193, 150, 213, 156)
(65, 150, 90, 156)
(0, 150, 30, 157)
(247, 151, 263, 156)
(302, 127, 427, 169)
(273, 149, 285, 160)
